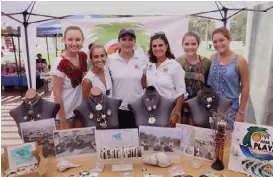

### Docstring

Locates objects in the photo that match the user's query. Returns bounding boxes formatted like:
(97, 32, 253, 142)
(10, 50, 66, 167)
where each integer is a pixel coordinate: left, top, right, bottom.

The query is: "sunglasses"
(150, 31, 165, 38)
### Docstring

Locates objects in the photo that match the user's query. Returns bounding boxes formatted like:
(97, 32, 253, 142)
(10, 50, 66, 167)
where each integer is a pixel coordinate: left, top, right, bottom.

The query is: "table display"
(185, 85, 232, 128)
(128, 86, 175, 127)
(25, 144, 247, 177)
(74, 87, 121, 129)
(1, 75, 28, 87)
(3, 86, 268, 177)
(9, 89, 60, 137)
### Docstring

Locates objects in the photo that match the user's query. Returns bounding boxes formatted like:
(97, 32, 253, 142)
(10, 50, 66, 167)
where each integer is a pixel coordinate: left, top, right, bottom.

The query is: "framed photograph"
(20, 118, 56, 158)
(177, 123, 196, 156)
(53, 127, 96, 160)
(139, 126, 182, 153)
(176, 123, 215, 161)
(6, 142, 37, 169)
(95, 128, 139, 150)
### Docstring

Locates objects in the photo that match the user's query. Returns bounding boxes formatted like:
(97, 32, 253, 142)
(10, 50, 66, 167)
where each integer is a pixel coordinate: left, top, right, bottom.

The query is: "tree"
(188, 17, 216, 41)
(230, 12, 247, 43)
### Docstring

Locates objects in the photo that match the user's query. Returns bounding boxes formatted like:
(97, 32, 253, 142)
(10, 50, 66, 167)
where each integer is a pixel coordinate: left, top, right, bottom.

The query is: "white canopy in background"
(1, 1, 271, 89)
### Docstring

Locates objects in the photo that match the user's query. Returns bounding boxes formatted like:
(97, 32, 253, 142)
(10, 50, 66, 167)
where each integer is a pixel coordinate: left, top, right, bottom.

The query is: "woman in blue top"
(208, 27, 250, 128)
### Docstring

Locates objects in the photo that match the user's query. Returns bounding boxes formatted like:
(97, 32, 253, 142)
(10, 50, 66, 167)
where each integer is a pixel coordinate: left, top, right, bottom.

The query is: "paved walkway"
(1, 89, 51, 152)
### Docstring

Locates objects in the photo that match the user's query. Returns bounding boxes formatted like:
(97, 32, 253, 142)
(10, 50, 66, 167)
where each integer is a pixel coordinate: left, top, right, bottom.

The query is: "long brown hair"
(148, 33, 175, 63)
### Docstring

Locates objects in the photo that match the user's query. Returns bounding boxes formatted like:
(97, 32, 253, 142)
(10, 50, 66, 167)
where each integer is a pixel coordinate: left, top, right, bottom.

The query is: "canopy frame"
(2, 1, 273, 88)
(190, 1, 273, 27)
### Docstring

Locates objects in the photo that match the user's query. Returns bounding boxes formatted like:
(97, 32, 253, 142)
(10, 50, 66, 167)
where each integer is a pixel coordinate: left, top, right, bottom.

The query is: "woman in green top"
(176, 32, 211, 123)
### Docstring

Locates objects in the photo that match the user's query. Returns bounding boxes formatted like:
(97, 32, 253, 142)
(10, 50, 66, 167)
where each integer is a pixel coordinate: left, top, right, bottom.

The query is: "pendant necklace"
(88, 94, 112, 128)
(199, 91, 218, 123)
(23, 95, 41, 121)
(142, 93, 160, 124)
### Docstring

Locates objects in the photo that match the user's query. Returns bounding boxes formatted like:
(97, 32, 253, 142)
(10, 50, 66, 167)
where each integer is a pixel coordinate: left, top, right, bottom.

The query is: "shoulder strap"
(232, 55, 240, 64)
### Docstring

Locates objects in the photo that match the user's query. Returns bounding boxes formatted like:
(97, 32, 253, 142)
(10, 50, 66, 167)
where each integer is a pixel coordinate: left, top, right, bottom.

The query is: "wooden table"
(44, 145, 245, 177)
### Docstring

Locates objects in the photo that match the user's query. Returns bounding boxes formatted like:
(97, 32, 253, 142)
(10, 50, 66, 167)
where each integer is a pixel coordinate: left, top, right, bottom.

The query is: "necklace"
(23, 95, 41, 121)
(218, 51, 233, 65)
(198, 91, 217, 110)
(142, 93, 160, 124)
(88, 94, 112, 128)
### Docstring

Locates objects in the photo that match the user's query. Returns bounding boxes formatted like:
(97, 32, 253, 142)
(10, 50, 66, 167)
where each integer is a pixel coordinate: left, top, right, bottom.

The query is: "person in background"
(207, 27, 250, 128)
(82, 44, 112, 100)
(51, 26, 88, 130)
(176, 32, 211, 124)
(107, 28, 148, 128)
(146, 32, 186, 127)
(36, 53, 47, 72)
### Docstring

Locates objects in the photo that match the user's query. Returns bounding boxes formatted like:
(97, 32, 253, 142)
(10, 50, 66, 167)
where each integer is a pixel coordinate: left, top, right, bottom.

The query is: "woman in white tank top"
(82, 44, 113, 100)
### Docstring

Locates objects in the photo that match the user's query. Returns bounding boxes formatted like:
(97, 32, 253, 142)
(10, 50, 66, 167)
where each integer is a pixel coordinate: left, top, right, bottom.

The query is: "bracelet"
(174, 110, 181, 116)
(238, 110, 244, 114)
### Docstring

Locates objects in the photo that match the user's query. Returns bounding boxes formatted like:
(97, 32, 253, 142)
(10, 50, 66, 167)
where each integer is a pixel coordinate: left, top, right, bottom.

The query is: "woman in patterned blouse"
(51, 26, 88, 129)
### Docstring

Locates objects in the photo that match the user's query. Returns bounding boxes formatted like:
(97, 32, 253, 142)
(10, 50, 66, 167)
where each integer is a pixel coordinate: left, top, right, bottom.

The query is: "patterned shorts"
(227, 110, 237, 129)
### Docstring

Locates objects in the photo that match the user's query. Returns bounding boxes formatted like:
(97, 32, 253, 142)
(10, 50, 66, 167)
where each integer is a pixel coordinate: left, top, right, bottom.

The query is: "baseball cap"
(118, 28, 136, 39)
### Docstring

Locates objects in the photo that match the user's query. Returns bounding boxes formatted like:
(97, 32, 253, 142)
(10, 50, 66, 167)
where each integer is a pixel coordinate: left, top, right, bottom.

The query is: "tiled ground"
(1, 87, 51, 152)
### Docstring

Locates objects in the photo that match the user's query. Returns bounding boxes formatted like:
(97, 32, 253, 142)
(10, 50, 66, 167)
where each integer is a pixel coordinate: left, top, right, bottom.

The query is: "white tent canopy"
(1, 1, 272, 89)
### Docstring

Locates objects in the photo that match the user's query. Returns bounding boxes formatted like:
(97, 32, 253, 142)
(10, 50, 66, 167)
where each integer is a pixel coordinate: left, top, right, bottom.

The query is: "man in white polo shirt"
(107, 28, 148, 128)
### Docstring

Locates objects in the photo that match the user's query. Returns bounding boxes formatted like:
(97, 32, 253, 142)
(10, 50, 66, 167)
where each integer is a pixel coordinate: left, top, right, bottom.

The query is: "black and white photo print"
(53, 127, 96, 159)
(20, 118, 56, 158)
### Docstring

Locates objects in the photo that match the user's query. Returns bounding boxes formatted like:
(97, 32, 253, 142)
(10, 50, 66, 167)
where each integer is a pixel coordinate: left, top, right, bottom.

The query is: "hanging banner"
(61, 16, 188, 58)
(228, 122, 273, 176)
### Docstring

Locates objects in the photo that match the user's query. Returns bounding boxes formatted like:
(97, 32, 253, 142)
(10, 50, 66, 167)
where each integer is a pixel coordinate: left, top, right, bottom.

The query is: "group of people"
(50, 26, 250, 130)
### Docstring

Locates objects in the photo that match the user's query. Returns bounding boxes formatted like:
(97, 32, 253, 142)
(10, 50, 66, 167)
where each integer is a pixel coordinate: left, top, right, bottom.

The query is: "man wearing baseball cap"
(118, 28, 136, 39)
(107, 28, 148, 129)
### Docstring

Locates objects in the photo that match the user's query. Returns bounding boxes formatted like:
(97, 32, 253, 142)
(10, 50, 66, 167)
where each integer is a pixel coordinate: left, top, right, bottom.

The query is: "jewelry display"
(99, 146, 143, 160)
(80, 170, 90, 177)
(23, 94, 41, 121)
(198, 90, 218, 111)
(209, 110, 230, 171)
(142, 94, 160, 125)
(88, 94, 112, 128)
(4, 163, 39, 177)
(56, 159, 81, 172)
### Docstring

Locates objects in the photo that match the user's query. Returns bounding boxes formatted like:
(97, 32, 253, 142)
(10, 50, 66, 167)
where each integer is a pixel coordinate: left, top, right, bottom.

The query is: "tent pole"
(45, 36, 51, 70)
(11, 35, 21, 89)
(223, 7, 228, 27)
(22, 11, 32, 88)
(17, 29, 23, 96)
(55, 35, 58, 57)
